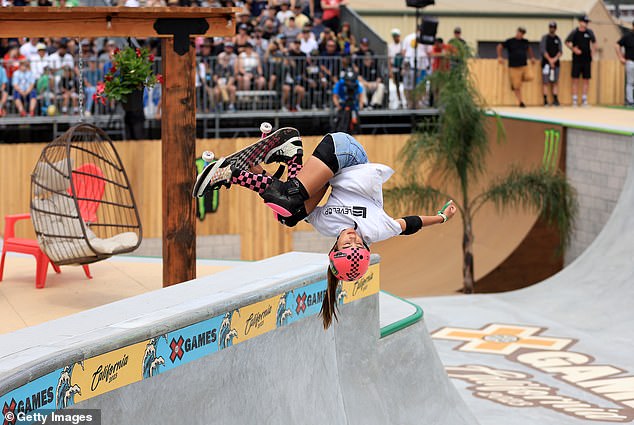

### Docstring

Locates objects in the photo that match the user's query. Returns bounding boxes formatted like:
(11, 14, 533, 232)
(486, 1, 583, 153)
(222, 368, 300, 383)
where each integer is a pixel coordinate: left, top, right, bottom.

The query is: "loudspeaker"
(405, 0, 434, 8)
(418, 17, 438, 45)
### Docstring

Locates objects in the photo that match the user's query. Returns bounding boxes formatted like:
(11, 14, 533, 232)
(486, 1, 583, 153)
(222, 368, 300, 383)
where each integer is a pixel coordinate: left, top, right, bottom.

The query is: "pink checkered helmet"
(329, 247, 371, 282)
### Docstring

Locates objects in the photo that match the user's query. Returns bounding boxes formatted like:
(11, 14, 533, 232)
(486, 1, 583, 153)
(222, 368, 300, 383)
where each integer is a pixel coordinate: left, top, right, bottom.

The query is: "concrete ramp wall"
(0, 252, 476, 425)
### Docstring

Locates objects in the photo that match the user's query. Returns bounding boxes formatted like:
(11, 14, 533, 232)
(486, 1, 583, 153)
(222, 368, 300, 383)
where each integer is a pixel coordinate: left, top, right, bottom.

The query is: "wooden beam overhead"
(0, 7, 239, 38)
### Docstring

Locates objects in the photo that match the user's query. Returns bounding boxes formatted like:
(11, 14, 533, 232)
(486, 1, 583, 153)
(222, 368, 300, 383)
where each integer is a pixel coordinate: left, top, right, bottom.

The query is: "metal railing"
(0, 54, 427, 118)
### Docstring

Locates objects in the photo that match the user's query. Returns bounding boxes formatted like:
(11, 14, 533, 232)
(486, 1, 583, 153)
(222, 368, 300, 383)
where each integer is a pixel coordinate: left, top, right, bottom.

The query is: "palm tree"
(385, 48, 577, 294)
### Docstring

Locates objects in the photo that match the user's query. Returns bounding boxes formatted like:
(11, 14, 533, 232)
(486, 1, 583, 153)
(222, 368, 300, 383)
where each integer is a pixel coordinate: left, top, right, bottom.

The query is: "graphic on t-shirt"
(323, 206, 367, 218)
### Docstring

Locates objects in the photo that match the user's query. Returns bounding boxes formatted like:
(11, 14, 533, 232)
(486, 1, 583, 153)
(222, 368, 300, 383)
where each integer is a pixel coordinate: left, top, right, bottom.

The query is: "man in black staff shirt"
(565, 15, 596, 107)
(615, 21, 634, 107)
(540, 21, 562, 106)
(497, 27, 536, 107)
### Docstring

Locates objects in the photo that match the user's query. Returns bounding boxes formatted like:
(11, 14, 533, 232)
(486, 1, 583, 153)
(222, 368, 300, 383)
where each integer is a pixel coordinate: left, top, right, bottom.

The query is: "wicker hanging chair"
(30, 123, 142, 266)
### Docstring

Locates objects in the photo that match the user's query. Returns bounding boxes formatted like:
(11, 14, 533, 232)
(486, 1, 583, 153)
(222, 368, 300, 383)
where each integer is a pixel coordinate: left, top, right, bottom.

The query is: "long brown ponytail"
(320, 266, 340, 329)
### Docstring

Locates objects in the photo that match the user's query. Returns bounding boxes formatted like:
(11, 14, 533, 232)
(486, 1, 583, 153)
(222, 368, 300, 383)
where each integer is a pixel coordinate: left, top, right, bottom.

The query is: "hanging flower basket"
(94, 46, 163, 106)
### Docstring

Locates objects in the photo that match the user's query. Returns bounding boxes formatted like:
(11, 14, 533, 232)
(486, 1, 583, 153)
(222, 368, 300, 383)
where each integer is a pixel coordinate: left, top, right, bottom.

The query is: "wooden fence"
(0, 135, 411, 260)
(469, 59, 625, 106)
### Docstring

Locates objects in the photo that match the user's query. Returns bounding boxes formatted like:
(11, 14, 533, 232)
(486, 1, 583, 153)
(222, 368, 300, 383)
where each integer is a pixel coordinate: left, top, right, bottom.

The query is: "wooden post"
(162, 37, 197, 287)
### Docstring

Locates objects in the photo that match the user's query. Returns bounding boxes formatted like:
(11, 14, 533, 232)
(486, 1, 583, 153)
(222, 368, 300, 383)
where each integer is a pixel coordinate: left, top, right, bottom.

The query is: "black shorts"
(571, 62, 591, 79)
(312, 134, 338, 174)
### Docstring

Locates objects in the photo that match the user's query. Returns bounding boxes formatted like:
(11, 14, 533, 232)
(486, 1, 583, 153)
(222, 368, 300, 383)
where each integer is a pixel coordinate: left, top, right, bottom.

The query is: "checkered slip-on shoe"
(193, 157, 235, 198)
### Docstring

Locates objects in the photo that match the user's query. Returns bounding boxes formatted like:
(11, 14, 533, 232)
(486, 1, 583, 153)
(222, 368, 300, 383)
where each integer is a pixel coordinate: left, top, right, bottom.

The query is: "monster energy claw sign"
(542, 129, 561, 172)
(195, 158, 220, 220)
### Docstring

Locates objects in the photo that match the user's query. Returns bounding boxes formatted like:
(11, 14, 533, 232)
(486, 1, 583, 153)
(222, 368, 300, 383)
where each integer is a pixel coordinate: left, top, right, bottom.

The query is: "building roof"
(350, 0, 600, 16)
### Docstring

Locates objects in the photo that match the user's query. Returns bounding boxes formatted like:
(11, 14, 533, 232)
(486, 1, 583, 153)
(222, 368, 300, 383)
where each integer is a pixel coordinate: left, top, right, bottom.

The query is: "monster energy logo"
(542, 129, 561, 172)
(195, 158, 220, 220)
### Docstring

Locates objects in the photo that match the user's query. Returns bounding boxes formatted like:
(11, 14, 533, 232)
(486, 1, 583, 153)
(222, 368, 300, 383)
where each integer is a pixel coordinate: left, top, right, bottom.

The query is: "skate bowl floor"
(0, 252, 477, 425)
(412, 125, 634, 424)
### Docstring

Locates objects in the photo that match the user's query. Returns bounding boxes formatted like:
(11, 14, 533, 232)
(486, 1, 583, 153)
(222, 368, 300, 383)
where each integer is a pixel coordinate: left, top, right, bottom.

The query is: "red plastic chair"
(0, 213, 92, 289)
(69, 163, 106, 224)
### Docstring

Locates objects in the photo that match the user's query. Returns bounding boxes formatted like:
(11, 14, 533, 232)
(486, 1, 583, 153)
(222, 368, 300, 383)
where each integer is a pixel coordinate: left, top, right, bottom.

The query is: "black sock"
(544, 95, 548, 104)
(554, 95, 559, 102)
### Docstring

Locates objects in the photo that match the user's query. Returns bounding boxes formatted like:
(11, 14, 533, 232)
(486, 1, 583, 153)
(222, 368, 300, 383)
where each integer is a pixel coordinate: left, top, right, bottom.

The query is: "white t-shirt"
(275, 10, 294, 26)
(48, 52, 74, 71)
(403, 33, 429, 70)
(387, 40, 403, 61)
(29, 53, 50, 80)
(300, 36, 319, 56)
(306, 163, 402, 245)
(20, 42, 39, 59)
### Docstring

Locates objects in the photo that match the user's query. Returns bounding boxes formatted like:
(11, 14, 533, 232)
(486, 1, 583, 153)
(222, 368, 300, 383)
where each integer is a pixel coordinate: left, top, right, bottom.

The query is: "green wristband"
(438, 200, 452, 215)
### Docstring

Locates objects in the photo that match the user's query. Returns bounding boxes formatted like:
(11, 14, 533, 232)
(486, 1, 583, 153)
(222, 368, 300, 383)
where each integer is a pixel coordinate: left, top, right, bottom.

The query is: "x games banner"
(1, 265, 380, 425)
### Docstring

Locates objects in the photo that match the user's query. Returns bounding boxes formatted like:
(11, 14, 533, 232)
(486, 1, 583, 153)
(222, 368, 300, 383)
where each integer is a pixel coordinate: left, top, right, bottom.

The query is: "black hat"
(549, 21, 557, 28)
(579, 15, 590, 23)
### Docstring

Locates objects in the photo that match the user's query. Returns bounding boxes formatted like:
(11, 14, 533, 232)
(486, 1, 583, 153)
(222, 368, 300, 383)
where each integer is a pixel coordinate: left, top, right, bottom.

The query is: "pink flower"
(149, 54, 155, 62)
(105, 75, 113, 82)
(156, 74, 164, 84)
(92, 93, 98, 101)
(113, 47, 120, 55)
(110, 65, 117, 74)
(136, 48, 141, 58)
(99, 97, 106, 105)
(96, 82, 105, 94)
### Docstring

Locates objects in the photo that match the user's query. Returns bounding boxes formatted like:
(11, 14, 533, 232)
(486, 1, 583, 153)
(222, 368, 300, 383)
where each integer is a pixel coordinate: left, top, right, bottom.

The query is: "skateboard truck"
(201, 122, 273, 170)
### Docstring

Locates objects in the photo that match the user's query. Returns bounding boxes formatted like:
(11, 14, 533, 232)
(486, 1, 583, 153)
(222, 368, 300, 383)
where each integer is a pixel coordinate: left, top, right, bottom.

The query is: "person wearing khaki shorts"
(497, 27, 536, 107)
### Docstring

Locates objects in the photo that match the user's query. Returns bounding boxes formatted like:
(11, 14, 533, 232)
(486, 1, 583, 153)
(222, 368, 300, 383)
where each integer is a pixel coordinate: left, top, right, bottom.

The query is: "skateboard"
(192, 125, 301, 198)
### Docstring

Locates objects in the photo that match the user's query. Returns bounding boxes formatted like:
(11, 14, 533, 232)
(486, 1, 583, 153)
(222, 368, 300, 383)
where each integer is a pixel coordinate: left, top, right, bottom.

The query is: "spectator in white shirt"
(276, 1, 294, 27)
(19, 38, 40, 59)
(29, 43, 50, 80)
(48, 42, 74, 73)
(299, 25, 319, 56)
(387, 28, 405, 109)
(403, 30, 429, 77)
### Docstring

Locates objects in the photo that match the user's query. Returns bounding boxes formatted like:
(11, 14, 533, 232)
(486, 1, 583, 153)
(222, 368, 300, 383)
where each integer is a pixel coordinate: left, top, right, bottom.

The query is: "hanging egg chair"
(30, 123, 142, 266)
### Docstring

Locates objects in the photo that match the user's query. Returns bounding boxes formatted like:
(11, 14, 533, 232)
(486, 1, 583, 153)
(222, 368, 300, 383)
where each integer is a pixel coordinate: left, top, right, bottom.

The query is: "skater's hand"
(438, 200, 457, 223)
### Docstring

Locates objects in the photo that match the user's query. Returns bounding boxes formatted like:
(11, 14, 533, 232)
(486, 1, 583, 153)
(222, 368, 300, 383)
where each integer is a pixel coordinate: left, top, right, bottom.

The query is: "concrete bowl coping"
(0, 252, 379, 396)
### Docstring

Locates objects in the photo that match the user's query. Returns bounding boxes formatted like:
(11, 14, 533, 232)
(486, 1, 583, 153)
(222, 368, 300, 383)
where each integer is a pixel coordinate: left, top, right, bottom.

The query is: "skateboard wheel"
(260, 122, 273, 135)
(202, 151, 215, 162)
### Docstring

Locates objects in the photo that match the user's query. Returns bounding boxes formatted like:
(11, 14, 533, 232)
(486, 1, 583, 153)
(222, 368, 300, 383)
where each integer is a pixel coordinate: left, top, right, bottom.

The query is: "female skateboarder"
(196, 132, 456, 328)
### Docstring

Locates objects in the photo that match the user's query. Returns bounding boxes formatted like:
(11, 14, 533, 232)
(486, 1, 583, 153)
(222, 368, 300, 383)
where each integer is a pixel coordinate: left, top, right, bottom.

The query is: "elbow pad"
(400, 215, 423, 235)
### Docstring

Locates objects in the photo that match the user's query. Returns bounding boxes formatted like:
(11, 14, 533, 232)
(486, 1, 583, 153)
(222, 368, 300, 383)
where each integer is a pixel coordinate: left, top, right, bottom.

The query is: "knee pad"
(260, 178, 308, 221)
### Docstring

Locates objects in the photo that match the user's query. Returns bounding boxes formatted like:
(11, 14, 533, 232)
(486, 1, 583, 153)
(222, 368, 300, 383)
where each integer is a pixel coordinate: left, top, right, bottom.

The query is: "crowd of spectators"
(0, 36, 162, 117)
(0, 0, 461, 117)
(191, 1, 395, 113)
